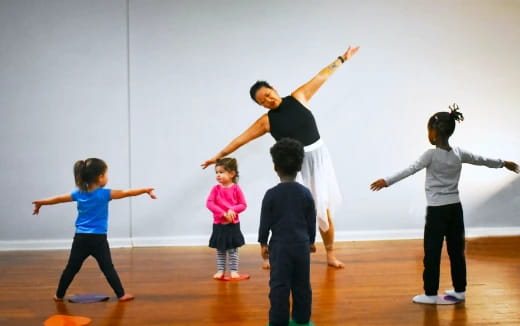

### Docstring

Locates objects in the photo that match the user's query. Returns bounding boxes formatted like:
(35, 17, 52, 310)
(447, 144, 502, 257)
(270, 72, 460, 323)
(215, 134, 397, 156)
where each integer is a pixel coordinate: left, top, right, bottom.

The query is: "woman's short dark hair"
(427, 104, 464, 138)
(249, 80, 273, 103)
(270, 138, 304, 177)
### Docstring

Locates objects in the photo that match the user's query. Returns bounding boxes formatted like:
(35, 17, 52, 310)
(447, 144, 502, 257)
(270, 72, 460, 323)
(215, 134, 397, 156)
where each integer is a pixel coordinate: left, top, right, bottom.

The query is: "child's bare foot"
(230, 271, 250, 281)
(213, 271, 225, 279)
(261, 260, 270, 270)
(53, 295, 63, 302)
(327, 251, 345, 269)
(118, 294, 134, 302)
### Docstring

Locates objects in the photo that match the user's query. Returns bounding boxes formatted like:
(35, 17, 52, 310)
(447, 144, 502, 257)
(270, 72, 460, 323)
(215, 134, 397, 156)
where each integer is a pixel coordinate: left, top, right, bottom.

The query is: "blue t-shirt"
(71, 187, 112, 234)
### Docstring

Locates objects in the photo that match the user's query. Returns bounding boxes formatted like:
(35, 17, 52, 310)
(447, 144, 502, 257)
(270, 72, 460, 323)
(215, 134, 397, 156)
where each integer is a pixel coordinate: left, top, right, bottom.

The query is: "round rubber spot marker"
(68, 293, 110, 303)
(44, 314, 91, 326)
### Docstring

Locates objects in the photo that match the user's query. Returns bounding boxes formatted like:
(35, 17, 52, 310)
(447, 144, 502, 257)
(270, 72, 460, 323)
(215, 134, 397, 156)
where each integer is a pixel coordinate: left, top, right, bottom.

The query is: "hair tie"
(449, 103, 459, 113)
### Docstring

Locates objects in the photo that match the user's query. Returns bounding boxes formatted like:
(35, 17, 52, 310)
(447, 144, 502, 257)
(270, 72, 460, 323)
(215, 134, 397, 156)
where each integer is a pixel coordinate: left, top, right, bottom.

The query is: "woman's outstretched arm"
(292, 45, 360, 107)
(201, 114, 269, 168)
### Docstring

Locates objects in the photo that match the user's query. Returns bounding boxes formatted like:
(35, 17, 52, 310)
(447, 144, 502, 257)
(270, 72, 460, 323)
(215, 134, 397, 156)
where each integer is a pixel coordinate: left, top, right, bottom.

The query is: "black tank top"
(268, 96, 321, 146)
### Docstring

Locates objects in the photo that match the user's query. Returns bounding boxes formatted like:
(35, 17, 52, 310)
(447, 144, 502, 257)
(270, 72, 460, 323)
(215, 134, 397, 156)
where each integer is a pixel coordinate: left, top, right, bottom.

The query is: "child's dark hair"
(249, 80, 273, 103)
(428, 103, 464, 138)
(216, 157, 239, 183)
(270, 138, 304, 178)
(73, 158, 107, 192)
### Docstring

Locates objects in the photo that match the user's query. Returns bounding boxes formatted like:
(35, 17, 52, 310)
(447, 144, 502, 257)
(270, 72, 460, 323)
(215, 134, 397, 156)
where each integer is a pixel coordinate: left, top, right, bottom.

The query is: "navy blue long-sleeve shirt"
(258, 182, 316, 246)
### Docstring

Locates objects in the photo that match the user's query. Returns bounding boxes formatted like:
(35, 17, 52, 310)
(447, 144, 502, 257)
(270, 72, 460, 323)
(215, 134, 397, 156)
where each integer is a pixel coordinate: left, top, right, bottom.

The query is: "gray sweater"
(385, 147, 504, 206)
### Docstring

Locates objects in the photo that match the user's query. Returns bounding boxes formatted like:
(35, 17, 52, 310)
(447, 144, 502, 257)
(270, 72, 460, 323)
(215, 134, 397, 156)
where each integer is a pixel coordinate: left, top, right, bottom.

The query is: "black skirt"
(209, 222, 245, 251)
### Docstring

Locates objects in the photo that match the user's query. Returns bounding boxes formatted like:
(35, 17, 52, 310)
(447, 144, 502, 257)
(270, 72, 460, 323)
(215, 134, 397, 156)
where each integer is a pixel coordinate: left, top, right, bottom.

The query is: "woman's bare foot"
(320, 211, 345, 269)
(327, 251, 345, 269)
(261, 260, 270, 270)
(213, 271, 225, 279)
(53, 295, 63, 302)
(118, 293, 135, 302)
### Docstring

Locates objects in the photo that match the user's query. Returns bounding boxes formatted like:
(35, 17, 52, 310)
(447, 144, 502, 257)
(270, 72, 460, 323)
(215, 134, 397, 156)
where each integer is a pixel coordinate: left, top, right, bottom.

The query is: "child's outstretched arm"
(111, 188, 156, 200)
(32, 194, 73, 215)
(459, 149, 518, 171)
(504, 161, 519, 173)
(370, 150, 433, 191)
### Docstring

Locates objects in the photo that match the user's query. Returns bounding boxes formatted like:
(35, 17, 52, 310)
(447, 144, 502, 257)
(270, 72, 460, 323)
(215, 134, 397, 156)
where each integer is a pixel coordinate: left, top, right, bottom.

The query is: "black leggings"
(423, 202, 467, 295)
(56, 233, 125, 298)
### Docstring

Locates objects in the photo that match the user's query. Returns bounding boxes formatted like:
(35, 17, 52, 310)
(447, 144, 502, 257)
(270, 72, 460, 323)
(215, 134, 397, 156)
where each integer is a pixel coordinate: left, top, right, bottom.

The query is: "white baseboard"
(1, 227, 519, 251)
(130, 235, 210, 247)
(328, 227, 520, 242)
(465, 227, 520, 238)
(0, 238, 133, 251)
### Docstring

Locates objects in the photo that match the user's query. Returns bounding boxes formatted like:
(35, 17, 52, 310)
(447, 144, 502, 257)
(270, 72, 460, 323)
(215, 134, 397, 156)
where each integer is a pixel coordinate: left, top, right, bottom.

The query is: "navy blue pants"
(269, 242, 312, 326)
(56, 233, 125, 298)
(423, 202, 467, 295)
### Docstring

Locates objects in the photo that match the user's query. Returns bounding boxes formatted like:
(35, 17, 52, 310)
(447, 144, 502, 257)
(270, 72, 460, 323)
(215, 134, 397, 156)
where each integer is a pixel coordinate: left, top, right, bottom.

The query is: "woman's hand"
(201, 157, 217, 169)
(504, 161, 519, 173)
(340, 45, 360, 62)
(370, 178, 388, 191)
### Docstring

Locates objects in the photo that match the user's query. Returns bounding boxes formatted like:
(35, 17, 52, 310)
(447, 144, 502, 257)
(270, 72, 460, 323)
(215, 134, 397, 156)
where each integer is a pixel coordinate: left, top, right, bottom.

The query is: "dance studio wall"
(1, 0, 519, 250)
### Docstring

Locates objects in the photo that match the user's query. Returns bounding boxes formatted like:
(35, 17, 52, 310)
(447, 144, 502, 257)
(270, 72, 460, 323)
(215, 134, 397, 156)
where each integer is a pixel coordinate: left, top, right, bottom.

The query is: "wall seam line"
(126, 0, 134, 245)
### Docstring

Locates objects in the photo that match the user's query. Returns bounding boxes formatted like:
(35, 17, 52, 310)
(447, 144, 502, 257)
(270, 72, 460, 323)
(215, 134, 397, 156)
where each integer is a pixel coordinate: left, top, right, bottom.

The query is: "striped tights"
(216, 248, 239, 272)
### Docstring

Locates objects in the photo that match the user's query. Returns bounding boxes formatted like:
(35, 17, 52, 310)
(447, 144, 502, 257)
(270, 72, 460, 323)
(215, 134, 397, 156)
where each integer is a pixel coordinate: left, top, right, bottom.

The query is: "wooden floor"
(0, 237, 519, 326)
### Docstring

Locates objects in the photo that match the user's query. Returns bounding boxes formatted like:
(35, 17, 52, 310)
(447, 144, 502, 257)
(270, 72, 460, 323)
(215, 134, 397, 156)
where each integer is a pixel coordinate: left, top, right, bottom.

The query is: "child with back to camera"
(32, 158, 156, 302)
(370, 104, 519, 304)
(206, 157, 249, 281)
(259, 138, 316, 326)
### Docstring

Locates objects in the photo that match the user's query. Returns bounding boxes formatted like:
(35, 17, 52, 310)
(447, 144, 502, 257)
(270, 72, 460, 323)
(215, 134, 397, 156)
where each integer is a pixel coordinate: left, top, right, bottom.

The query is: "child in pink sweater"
(206, 158, 249, 281)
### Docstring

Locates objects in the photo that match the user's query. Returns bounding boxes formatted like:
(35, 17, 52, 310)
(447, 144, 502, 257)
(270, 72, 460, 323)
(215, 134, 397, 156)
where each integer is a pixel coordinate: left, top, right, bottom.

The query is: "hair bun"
(448, 103, 464, 122)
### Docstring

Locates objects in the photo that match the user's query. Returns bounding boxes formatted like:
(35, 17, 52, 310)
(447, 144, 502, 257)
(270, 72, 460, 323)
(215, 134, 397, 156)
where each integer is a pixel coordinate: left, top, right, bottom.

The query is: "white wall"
(1, 0, 519, 250)
(0, 1, 132, 248)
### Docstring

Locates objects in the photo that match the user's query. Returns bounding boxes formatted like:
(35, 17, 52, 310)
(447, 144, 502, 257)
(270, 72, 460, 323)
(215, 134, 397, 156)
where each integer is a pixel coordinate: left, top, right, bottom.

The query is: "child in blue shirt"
(33, 158, 156, 302)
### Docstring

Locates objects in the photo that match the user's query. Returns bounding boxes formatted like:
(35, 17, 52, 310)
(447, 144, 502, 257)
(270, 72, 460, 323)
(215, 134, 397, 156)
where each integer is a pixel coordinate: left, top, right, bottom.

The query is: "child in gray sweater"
(370, 104, 518, 304)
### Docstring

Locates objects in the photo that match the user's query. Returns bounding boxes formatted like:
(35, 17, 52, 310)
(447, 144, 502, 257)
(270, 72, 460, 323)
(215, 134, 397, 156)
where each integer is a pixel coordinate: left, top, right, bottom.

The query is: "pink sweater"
(206, 183, 247, 224)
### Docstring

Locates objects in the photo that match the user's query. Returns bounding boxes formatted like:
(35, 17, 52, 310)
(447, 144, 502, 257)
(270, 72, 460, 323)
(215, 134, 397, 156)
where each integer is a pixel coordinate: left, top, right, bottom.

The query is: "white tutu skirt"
(297, 139, 342, 232)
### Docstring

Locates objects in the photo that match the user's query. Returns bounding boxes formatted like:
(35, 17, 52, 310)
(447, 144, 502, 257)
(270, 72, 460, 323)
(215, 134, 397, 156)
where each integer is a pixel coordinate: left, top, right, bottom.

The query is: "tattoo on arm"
(324, 62, 340, 74)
